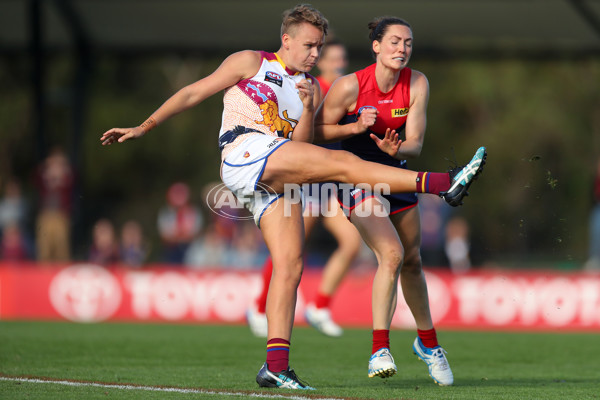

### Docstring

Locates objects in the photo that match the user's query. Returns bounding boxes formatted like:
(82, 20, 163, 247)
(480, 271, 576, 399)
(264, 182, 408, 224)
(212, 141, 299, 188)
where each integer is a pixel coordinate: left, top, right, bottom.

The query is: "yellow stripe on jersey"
(421, 172, 428, 193)
(273, 52, 301, 76)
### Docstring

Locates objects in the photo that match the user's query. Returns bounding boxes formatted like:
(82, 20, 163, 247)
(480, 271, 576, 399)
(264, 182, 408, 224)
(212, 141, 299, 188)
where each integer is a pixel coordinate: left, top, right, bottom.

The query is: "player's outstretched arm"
(100, 50, 261, 146)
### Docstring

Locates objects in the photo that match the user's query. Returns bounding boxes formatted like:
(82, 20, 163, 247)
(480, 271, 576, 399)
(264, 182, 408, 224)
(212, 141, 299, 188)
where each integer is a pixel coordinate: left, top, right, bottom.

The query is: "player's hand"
(370, 128, 402, 157)
(100, 126, 145, 146)
(296, 79, 315, 110)
(354, 107, 377, 134)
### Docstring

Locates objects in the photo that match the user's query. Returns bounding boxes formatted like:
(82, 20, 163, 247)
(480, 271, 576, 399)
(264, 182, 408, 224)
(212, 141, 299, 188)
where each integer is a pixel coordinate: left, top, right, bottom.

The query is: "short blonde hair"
(281, 4, 329, 37)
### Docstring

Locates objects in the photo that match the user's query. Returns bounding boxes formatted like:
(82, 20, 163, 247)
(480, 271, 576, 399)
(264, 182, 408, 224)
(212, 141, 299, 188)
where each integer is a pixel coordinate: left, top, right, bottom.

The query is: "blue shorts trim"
(254, 140, 288, 191)
(222, 139, 287, 168)
(256, 193, 284, 229)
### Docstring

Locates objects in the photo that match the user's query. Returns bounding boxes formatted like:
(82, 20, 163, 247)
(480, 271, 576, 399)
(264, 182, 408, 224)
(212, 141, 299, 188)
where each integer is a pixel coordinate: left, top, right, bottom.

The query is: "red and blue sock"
(266, 338, 290, 372)
(416, 172, 451, 195)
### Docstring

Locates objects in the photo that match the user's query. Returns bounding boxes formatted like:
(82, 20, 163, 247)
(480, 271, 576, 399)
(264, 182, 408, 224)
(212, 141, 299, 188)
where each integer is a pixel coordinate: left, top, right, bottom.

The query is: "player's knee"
(342, 244, 361, 261)
(337, 237, 361, 259)
(272, 256, 303, 283)
(379, 246, 404, 274)
(400, 250, 423, 275)
(328, 149, 360, 176)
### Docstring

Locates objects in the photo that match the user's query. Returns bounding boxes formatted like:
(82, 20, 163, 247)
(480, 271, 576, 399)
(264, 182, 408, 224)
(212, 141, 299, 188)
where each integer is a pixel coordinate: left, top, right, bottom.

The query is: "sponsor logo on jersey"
(264, 71, 283, 87)
(267, 139, 280, 148)
(378, 99, 393, 104)
(243, 151, 250, 158)
(392, 107, 409, 117)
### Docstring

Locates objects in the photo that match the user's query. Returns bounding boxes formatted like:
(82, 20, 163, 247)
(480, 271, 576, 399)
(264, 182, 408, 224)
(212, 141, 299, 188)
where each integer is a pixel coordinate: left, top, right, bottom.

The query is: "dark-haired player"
(315, 17, 484, 386)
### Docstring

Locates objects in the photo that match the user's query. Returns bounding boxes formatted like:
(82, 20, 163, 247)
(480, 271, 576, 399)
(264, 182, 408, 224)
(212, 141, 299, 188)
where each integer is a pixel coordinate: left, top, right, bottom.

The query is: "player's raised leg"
(261, 142, 486, 207)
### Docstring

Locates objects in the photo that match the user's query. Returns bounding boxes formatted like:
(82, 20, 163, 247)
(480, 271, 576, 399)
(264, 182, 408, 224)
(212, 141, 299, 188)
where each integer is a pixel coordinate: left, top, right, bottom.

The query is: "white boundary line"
(0, 376, 340, 400)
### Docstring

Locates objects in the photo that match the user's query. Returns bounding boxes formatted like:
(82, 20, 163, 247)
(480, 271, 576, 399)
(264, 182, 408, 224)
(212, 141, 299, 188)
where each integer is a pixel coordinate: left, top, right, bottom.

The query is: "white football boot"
(304, 304, 343, 337)
(368, 348, 397, 378)
(413, 337, 454, 386)
(245, 306, 268, 338)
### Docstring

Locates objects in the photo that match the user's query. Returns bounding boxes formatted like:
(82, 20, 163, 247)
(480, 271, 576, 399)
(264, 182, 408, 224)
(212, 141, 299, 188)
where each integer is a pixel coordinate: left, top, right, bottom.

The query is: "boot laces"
(432, 348, 449, 370)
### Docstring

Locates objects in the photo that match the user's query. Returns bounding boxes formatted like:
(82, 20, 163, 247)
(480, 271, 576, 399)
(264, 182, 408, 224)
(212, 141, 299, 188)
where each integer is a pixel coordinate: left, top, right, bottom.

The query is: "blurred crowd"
(0, 147, 270, 269)
(0, 147, 486, 272)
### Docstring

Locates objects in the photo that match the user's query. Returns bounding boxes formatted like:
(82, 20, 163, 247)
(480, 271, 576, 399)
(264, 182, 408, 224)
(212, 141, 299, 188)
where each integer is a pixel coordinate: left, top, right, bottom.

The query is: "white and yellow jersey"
(219, 51, 313, 159)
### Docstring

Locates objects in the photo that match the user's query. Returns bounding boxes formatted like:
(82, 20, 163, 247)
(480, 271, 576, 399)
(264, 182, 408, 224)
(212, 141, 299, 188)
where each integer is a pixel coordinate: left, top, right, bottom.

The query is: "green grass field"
(1, 321, 598, 400)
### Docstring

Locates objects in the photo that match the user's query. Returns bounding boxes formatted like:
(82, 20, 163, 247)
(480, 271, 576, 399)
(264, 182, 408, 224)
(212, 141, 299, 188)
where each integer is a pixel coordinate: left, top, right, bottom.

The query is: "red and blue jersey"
(339, 63, 411, 167)
(337, 64, 417, 216)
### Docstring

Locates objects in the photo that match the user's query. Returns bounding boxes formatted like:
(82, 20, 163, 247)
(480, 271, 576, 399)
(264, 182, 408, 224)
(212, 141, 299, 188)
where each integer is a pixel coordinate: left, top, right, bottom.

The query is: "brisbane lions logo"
(240, 80, 297, 138)
(256, 100, 298, 138)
